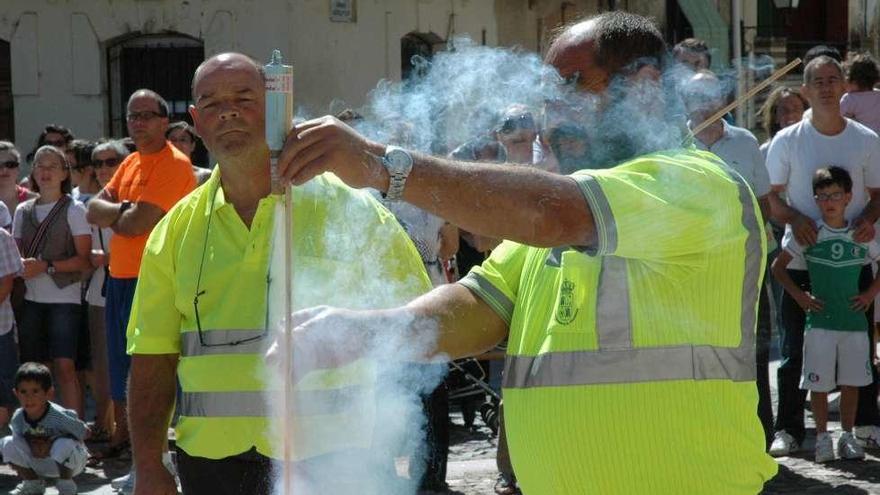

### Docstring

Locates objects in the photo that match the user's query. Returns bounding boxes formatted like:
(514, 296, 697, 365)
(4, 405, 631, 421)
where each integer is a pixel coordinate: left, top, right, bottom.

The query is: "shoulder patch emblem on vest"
(555, 279, 578, 325)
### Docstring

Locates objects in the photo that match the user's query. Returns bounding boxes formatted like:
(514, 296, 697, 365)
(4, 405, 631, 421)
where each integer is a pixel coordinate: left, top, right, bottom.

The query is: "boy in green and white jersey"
(773, 166, 880, 463)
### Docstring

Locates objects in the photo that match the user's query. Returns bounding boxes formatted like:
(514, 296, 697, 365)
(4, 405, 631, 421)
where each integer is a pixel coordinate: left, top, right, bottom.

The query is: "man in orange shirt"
(86, 89, 196, 467)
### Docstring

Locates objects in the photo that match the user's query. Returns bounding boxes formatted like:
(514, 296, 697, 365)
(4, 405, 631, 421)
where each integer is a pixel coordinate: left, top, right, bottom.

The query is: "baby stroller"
(447, 357, 502, 435)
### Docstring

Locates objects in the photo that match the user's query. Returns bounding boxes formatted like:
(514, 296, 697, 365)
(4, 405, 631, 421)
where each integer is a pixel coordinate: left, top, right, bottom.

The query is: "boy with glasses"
(772, 166, 880, 462)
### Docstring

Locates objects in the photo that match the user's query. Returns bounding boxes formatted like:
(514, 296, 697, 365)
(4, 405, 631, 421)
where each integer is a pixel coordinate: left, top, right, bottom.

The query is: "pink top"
(841, 89, 880, 134)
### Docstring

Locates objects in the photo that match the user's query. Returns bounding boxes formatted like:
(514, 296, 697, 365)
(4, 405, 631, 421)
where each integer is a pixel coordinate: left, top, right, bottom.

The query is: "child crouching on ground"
(772, 166, 879, 463)
(0, 362, 89, 494)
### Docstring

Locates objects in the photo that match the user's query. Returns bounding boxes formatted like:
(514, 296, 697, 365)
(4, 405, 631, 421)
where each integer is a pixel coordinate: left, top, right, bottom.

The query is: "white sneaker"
(815, 432, 835, 463)
(854, 424, 880, 448)
(10, 479, 46, 495)
(838, 431, 866, 460)
(111, 471, 133, 493)
(769, 430, 799, 457)
(55, 479, 78, 495)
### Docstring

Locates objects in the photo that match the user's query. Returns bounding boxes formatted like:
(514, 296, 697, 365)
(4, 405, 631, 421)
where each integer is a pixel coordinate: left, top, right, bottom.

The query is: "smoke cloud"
(265, 36, 784, 494)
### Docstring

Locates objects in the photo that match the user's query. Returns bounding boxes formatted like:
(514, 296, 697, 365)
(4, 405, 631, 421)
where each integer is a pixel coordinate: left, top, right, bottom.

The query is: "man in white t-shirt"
(766, 55, 880, 455)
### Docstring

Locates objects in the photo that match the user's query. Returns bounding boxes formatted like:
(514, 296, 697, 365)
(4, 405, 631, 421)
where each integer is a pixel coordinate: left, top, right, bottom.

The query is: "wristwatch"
(119, 200, 133, 215)
(381, 146, 413, 201)
(46, 261, 55, 276)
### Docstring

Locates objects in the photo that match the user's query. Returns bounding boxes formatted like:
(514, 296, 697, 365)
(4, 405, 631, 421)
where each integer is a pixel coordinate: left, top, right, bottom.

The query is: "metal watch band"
(386, 174, 407, 200)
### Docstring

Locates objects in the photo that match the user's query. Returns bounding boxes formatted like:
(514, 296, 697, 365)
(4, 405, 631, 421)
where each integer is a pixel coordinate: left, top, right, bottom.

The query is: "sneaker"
(769, 430, 799, 457)
(111, 471, 133, 493)
(854, 425, 880, 449)
(815, 432, 835, 463)
(55, 479, 78, 495)
(494, 473, 521, 495)
(10, 479, 45, 495)
(838, 431, 866, 460)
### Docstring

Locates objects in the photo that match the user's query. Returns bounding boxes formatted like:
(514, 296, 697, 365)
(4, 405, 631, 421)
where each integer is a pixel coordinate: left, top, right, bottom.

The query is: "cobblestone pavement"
(3, 359, 880, 494)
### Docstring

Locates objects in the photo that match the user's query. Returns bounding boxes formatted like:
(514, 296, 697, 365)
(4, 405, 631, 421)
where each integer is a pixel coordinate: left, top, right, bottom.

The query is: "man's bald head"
(127, 89, 169, 116)
(192, 52, 265, 100)
(547, 11, 666, 81)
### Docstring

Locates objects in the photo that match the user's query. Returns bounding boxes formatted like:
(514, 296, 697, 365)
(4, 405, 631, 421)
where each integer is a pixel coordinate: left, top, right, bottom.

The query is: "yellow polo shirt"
(127, 168, 431, 459)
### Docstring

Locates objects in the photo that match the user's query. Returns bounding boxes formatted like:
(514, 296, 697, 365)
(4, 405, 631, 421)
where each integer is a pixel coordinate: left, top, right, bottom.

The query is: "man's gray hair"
(128, 89, 170, 117)
(0, 141, 21, 162)
(92, 140, 131, 161)
(804, 55, 844, 84)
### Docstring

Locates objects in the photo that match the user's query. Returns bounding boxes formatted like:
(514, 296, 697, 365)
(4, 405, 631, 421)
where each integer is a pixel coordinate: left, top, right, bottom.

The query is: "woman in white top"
(13, 146, 91, 416)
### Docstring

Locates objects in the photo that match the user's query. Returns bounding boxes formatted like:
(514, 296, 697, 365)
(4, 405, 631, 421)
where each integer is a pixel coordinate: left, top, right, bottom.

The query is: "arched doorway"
(0, 39, 13, 141)
(401, 32, 445, 81)
(106, 34, 207, 165)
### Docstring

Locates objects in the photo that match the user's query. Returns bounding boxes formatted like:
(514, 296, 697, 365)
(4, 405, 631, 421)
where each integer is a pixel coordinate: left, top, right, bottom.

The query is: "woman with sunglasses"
(0, 142, 36, 225)
(13, 146, 91, 417)
(83, 140, 129, 449)
(69, 139, 102, 205)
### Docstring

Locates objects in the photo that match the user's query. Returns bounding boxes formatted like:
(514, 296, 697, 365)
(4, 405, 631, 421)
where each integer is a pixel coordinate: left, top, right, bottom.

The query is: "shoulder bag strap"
(24, 195, 70, 258)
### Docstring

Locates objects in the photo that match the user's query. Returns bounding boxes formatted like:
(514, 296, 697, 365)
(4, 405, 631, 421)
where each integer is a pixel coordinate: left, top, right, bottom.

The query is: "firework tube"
(689, 57, 802, 138)
(264, 49, 295, 495)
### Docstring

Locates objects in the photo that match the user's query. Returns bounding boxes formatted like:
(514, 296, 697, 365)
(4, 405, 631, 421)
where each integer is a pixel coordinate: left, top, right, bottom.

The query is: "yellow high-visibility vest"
(461, 149, 778, 494)
(128, 169, 431, 460)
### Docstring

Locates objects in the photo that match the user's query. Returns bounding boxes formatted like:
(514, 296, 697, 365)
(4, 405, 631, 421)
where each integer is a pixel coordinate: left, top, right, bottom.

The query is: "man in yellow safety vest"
(275, 10, 778, 494)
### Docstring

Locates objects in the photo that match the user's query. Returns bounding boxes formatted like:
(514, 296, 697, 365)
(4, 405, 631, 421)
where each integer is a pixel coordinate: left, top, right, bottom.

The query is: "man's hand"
(134, 463, 177, 495)
(266, 306, 372, 380)
(791, 214, 819, 246)
(852, 215, 877, 243)
(851, 291, 876, 312)
(27, 437, 51, 458)
(21, 258, 47, 279)
(90, 249, 108, 268)
(794, 290, 824, 313)
(276, 116, 388, 189)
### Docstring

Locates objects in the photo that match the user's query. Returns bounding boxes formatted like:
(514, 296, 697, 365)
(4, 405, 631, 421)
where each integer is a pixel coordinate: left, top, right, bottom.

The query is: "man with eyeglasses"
(273, 11, 777, 495)
(85, 89, 195, 481)
(123, 53, 429, 495)
(766, 55, 880, 456)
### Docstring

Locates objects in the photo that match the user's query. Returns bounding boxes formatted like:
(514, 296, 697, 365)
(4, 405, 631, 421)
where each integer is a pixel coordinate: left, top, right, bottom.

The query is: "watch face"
(386, 149, 413, 174)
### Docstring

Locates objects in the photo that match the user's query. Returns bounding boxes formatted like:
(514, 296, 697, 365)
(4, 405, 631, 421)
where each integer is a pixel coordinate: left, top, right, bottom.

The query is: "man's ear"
(47, 386, 55, 400)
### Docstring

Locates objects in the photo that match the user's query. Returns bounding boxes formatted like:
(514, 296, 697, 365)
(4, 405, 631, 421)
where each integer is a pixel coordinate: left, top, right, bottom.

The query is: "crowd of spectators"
(2, 37, 880, 494)
(0, 88, 205, 493)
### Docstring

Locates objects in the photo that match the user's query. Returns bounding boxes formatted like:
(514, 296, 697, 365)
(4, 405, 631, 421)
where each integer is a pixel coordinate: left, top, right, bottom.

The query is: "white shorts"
(801, 329, 873, 392)
(0, 435, 88, 478)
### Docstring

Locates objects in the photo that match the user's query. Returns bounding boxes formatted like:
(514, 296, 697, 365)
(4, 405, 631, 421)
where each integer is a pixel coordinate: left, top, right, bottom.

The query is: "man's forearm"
(399, 153, 595, 248)
(86, 198, 121, 228)
(859, 193, 880, 224)
(129, 354, 178, 470)
(405, 283, 509, 360)
(768, 190, 801, 225)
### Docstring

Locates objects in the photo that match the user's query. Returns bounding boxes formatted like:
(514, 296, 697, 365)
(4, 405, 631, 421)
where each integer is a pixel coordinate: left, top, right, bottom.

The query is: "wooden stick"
(282, 181, 294, 495)
(690, 57, 802, 137)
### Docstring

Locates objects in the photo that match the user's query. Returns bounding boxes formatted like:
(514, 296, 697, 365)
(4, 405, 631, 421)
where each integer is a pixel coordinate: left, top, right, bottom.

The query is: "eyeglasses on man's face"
(0, 160, 19, 169)
(497, 113, 536, 135)
(127, 111, 164, 122)
(44, 139, 66, 148)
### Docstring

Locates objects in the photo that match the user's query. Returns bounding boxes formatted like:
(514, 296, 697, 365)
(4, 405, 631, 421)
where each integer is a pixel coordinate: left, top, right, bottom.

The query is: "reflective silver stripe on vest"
(179, 330, 266, 357)
(595, 257, 632, 350)
(178, 386, 365, 418)
(458, 272, 514, 324)
(577, 174, 618, 255)
(504, 163, 761, 389)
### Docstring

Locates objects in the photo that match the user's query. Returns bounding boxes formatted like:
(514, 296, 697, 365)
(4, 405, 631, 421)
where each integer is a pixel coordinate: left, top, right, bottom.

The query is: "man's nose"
(219, 105, 240, 120)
